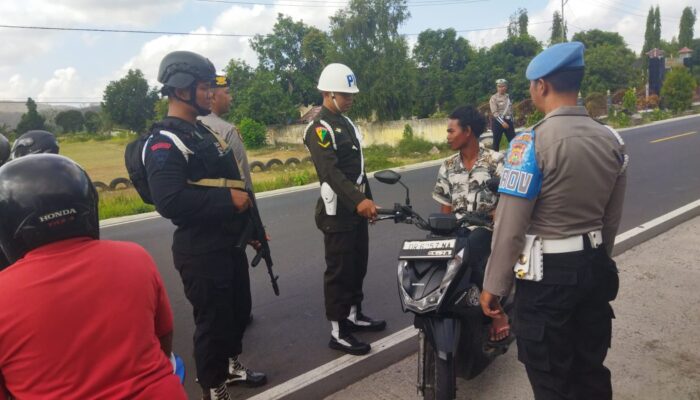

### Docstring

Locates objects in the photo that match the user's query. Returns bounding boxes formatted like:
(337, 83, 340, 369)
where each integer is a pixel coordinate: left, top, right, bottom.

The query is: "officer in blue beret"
(480, 42, 628, 400)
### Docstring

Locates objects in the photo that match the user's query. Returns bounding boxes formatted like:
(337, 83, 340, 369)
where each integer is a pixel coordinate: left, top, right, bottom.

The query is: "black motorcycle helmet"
(0, 134, 9, 166)
(0, 154, 99, 263)
(158, 50, 216, 116)
(10, 130, 59, 160)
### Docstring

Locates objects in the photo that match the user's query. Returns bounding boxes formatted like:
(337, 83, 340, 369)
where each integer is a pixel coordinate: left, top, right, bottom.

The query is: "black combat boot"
(225, 356, 267, 387)
(328, 320, 371, 355)
(202, 382, 231, 400)
(343, 305, 386, 332)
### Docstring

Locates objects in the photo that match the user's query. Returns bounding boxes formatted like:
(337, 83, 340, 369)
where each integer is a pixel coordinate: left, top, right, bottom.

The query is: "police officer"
(304, 63, 386, 356)
(480, 42, 627, 400)
(489, 79, 515, 151)
(144, 51, 266, 400)
(199, 74, 257, 324)
(10, 130, 60, 159)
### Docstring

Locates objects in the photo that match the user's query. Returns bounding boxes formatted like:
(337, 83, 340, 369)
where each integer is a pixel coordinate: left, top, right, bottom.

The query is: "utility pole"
(561, 0, 568, 43)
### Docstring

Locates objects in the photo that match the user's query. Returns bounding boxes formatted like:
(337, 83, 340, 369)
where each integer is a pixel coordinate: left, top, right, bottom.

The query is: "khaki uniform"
(432, 144, 504, 219)
(303, 106, 372, 321)
(489, 93, 515, 151)
(489, 93, 513, 120)
(199, 114, 253, 191)
(484, 106, 627, 400)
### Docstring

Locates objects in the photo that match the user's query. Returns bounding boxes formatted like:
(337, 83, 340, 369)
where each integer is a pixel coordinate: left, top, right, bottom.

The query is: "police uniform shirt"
(432, 144, 504, 219)
(489, 93, 513, 120)
(483, 106, 627, 296)
(199, 114, 253, 192)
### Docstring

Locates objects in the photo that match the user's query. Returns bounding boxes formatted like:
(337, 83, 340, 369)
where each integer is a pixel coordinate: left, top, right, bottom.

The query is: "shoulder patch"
(498, 130, 542, 199)
(150, 142, 172, 151)
(315, 126, 332, 148)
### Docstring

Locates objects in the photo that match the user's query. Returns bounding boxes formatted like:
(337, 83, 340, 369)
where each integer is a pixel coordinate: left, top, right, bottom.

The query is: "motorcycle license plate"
(399, 239, 456, 259)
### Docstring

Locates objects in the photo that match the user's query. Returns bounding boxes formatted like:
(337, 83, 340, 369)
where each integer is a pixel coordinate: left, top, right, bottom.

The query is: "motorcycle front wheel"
(422, 336, 456, 400)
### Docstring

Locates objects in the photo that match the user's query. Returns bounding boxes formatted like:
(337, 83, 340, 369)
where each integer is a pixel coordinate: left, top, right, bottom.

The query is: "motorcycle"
(374, 169, 514, 400)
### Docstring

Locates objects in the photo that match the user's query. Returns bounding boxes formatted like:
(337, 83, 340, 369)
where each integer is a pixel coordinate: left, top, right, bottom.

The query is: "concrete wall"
(268, 117, 449, 146)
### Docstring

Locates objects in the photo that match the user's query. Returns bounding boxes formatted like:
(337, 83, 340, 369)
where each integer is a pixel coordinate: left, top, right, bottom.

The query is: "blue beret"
(526, 42, 585, 80)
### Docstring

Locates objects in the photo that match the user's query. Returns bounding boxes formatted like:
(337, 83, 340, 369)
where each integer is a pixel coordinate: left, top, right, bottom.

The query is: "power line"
(196, 0, 489, 7)
(0, 24, 252, 37)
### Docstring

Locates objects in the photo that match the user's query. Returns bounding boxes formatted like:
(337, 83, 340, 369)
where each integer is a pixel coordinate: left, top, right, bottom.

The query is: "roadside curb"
(100, 158, 447, 228)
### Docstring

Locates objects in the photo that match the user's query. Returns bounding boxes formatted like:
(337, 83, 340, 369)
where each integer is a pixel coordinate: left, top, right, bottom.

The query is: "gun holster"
(320, 182, 337, 216)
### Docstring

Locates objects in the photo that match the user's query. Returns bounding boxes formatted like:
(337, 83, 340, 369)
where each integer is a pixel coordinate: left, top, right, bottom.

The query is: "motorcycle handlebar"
(377, 208, 397, 215)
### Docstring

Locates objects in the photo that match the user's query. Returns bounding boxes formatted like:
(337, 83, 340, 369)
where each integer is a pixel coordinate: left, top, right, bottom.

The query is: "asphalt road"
(100, 115, 700, 399)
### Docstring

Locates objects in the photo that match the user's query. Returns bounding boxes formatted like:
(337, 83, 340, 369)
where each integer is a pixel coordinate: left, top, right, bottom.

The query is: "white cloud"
(119, 3, 339, 87)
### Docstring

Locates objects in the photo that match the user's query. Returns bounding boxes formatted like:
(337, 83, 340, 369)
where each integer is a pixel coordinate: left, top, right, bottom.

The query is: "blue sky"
(0, 0, 697, 105)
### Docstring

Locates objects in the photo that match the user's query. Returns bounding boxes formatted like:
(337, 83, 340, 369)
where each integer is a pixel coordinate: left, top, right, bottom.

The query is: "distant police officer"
(144, 51, 266, 400)
(304, 63, 386, 356)
(489, 79, 515, 151)
(199, 74, 257, 324)
(480, 42, 628, 400)
(10, 130, 60, 159)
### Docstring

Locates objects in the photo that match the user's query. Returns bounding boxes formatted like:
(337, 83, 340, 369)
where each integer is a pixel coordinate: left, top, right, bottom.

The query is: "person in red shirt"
(0, 154, 187, 400)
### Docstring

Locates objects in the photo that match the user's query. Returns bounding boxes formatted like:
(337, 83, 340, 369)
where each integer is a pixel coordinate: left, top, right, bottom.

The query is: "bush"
(513, 99, 535, 127)
(622, 88, 637, 114)
(397, 125, 433, 156)
(638, 94, 660, 110)
(645, 108, 672, 122)
(608, 111, 630, 128)
(585, 92, 607, 117)
(525, 110, 545, 127)
(661, 67, 697, 113)
(238, 118, 267, 149)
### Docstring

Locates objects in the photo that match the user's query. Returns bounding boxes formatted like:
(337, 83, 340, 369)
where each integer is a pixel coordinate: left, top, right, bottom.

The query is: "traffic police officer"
(144, 51, 266, 400)
(480, 42, 628, 400)
(489, 79, 515, 151)
(304, 63, 386, 356)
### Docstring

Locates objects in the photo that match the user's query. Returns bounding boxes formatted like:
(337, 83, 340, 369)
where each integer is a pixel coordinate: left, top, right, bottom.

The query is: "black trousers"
(173, 247, 251, 389)
(464, 227, 492, 287)
(323, 220, 369, 321)
(491, 118, 516, 151)
(514, 247, 618, 400)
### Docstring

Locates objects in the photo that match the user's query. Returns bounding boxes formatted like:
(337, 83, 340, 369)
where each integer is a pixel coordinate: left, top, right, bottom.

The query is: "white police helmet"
(317, 63, 359, 94)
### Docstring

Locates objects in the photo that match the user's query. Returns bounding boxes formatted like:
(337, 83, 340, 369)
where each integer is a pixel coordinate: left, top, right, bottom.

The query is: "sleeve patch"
(498, 130, 541, 199)
(150, 142, 172, 151)
(316, 127, 331, 147)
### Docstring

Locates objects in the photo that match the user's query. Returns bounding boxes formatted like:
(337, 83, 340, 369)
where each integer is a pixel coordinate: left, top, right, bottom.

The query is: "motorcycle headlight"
(397, 249, 464, 313)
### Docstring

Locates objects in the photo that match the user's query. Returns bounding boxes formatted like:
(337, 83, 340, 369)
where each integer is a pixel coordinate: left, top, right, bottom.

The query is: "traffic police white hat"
(526, 42, 585, 81)
(317, 63, 359, 94)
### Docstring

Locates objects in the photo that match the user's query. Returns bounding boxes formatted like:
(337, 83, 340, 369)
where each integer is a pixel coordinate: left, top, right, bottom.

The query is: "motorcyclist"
(10, 130, 59, 159)
(431, 105, 510, 345)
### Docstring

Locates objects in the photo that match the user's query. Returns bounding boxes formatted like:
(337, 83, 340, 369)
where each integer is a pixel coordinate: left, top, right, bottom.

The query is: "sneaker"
(329, 332, 371, 355)
(344, 306, 387, 332)
(202, 382, 231, 400)
(225, 357, 267, 387)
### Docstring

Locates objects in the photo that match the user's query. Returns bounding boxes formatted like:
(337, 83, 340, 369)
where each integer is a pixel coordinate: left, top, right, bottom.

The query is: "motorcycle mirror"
(486, 177, 500, 193)
(375, 170, 401, 185)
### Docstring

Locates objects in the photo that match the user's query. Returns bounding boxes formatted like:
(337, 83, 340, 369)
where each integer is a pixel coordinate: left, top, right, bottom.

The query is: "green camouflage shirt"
(432, 144, 504, 218)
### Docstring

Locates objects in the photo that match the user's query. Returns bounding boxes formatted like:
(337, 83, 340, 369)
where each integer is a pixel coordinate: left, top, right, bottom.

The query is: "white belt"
(541, 230, 602, 254)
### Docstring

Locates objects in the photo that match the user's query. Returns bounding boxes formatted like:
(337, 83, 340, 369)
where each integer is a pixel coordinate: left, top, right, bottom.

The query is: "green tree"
(679, 7, 697, 48)
(622, 88, 637, 114)
(550, 11, 567, 44)
(661, 67, 697, 112)
(83, 111, 102, 133)
(231, 70, 299, 125)
(412, 28, 473, 117)
(16, 98, 46, 134)
(571, 29, 626, 49)
(330, 0, 415, 121)
(54, 109, 85, 133)
(224, 58, 255, 97)
(238, 117, 268, 148)
(153, 98, 168, 122)
(251, 14, 326, 106)
(518, 8, 529, 37)
(457, 35, 541, 106)
(642, 5, 662, 76)
(581, 44, 639, 95)
(102, 69, 159, 132)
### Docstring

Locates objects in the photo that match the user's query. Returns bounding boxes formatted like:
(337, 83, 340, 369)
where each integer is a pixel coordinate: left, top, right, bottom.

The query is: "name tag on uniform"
(499, 130, 542, 199)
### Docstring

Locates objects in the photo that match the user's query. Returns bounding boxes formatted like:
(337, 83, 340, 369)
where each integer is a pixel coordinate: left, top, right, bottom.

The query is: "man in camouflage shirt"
(431, 106, 510, 345)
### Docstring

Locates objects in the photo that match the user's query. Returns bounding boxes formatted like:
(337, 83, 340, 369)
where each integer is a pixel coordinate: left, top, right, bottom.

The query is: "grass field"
(57, 135, 453, 220)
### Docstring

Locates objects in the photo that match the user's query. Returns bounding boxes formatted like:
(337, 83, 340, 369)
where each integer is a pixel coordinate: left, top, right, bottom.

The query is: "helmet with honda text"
(0, 154, 99, 263)
(10, 130, 59, 160)
(317, 63, 359, 94)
